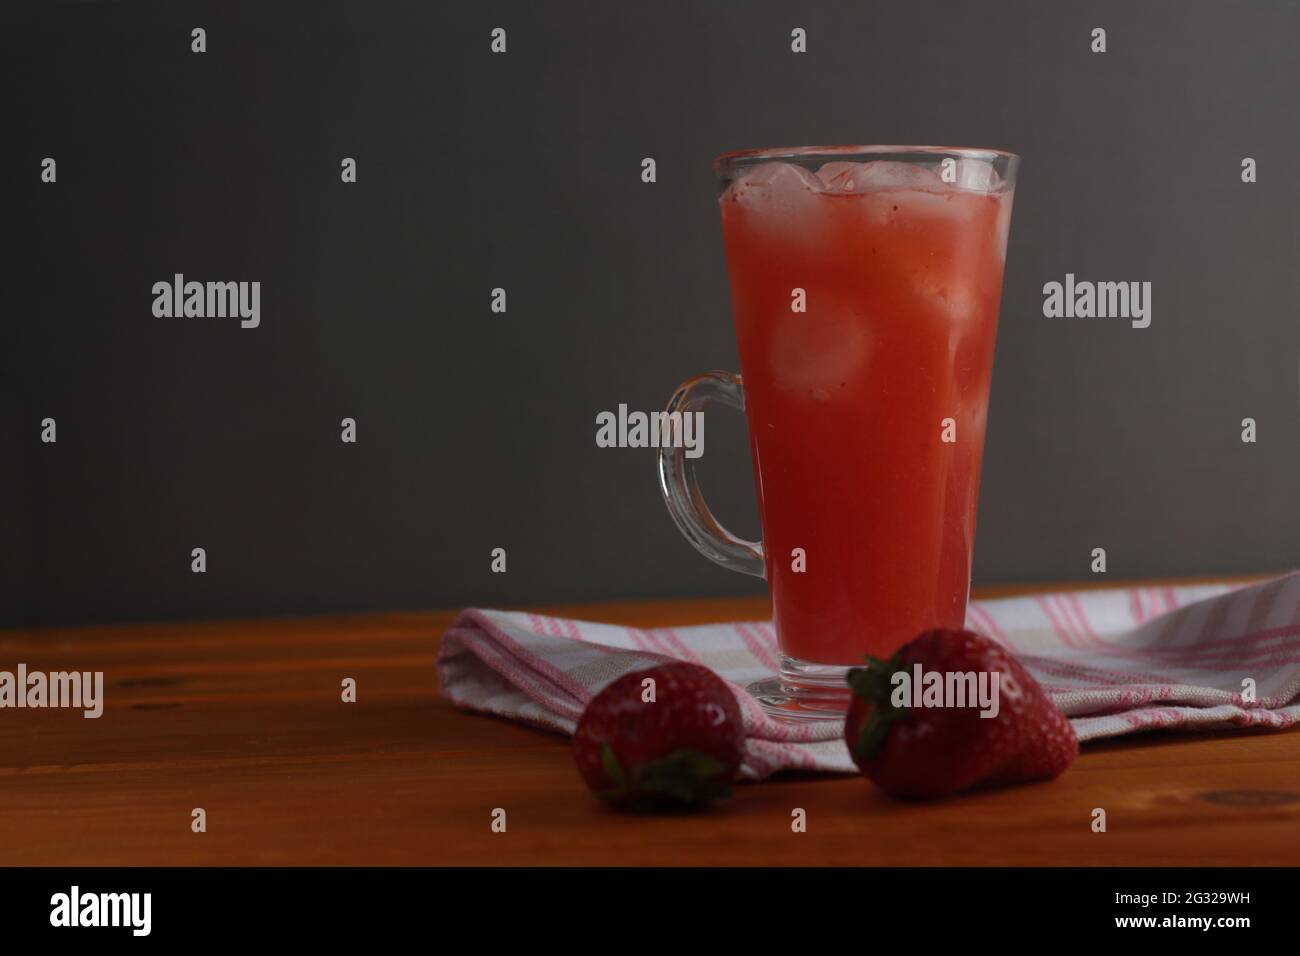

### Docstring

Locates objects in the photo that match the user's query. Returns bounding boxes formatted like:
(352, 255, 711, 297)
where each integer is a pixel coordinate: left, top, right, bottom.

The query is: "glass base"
(747, 656, 854, 722)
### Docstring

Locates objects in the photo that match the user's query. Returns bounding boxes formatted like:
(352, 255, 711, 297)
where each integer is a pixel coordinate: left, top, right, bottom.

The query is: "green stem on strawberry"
(598, 743, 731, 809)
(846, 653, 908, 763)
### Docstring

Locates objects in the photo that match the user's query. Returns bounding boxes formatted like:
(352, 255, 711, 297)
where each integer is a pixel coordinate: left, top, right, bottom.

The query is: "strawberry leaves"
(846, 653, 907, 763)
(597, 744, 732, 810)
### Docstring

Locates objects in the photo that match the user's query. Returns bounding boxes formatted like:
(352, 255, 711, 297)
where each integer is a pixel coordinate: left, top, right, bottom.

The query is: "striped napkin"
(436, 574, 1300, 780)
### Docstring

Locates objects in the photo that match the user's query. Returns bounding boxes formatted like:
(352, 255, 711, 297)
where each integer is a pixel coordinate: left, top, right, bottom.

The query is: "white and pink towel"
(436, 574, 1300, 779)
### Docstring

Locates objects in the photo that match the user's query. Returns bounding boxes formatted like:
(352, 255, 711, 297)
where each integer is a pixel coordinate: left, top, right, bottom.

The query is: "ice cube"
(723, 162, 826, 244)
(993, 192, 1013, 261)
(954, 159, 1001, 193)
(916, 277, 978, 326)
(815, 162, 870, 193)
(818, 160, 944, 193)
(734, 161, 824, 192)
(726, 161, 827, 214)
(893, 187, 968, 219)
(768, 302, 873, 396)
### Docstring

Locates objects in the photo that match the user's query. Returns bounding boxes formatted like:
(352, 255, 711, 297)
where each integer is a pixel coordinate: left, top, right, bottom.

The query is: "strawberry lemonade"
(656, 146, 1017, 718)
(717, 149, 1015, 669)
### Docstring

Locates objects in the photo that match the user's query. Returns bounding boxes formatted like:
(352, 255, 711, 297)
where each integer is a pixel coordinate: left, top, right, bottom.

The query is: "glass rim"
(715, 143, 1019, 171)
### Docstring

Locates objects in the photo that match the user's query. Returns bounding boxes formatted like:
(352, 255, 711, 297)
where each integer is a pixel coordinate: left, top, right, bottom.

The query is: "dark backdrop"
(6, 1, 1298, 626)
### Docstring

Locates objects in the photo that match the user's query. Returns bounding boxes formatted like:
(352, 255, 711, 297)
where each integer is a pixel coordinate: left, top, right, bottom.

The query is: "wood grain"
(2, 577, 1298, 866)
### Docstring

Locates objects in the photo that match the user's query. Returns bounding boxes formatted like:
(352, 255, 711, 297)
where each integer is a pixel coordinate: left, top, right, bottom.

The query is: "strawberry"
(573, 662, 744, 810)
(845, 628, 1077, 799)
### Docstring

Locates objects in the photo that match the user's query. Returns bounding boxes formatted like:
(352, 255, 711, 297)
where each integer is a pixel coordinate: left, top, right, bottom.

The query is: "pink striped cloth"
(436, 573, 1300, 779)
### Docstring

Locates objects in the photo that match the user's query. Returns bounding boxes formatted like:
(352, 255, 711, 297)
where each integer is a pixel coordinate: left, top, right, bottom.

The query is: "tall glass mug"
(657, 146, 1018, 720)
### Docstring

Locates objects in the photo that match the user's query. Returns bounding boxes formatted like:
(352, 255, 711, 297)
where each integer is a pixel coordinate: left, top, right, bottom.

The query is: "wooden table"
(3, 579, 1298, 866)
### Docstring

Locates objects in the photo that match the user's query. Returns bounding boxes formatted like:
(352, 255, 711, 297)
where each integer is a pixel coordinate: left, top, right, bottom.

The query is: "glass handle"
(656, 370, 766, 579)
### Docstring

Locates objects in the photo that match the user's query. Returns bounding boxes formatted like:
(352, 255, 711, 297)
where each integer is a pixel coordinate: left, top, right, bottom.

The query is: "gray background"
(5, 0, 1298, 627)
